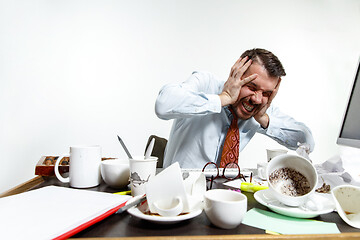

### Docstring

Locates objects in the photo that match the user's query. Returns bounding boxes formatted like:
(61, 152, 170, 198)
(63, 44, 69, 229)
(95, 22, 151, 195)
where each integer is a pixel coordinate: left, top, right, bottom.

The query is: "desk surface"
(2, 175, 360, 239)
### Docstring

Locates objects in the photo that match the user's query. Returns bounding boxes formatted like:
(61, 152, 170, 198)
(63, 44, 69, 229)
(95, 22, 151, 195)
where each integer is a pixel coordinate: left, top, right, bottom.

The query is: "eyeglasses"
(202, 162, 247, 190)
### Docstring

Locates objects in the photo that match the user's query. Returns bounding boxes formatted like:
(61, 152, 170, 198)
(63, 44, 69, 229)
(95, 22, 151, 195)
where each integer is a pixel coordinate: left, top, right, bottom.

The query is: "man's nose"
(251, 91, 262, 104)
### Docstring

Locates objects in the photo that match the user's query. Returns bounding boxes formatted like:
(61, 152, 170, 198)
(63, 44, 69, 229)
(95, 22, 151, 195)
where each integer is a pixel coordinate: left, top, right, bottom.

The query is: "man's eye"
(263, 92, 272, 97)
(247, 86, 256, 91)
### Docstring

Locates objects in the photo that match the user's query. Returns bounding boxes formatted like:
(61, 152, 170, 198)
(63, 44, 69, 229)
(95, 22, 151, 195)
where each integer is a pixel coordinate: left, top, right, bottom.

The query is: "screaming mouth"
(242, 102, 254, 112)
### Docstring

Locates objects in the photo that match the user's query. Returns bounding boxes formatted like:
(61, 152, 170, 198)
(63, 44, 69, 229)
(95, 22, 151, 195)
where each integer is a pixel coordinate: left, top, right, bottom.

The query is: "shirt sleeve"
(155, 71, 222, 120)
(257, 105, 315, 152)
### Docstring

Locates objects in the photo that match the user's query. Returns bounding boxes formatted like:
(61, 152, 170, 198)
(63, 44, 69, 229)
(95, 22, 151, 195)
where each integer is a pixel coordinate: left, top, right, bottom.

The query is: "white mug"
(54, 145, 102, 188)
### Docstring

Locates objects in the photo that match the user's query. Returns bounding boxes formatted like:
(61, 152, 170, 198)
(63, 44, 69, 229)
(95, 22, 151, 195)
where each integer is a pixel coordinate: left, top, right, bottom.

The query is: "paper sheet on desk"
(0, 186, 131, 240)
(242, 208, 340, 235)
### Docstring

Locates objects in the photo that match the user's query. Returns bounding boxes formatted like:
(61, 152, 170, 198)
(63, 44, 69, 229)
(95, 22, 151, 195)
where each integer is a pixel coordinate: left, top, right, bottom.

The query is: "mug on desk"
(54, 145, 102, 188)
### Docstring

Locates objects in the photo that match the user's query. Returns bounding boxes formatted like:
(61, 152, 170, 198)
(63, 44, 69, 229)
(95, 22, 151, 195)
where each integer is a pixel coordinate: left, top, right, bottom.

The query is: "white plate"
(126, 196, 202, 224)
(254, 189, 335, 218)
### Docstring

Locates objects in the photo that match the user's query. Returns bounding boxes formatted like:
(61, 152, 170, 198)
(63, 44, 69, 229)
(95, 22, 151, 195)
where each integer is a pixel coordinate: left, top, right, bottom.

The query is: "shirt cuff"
(263, 114, 282, 137)
(205, 94, 222, 113)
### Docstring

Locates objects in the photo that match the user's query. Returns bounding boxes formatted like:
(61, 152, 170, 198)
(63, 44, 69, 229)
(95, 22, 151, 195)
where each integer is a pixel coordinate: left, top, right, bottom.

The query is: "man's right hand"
(219, 56, 258, 107)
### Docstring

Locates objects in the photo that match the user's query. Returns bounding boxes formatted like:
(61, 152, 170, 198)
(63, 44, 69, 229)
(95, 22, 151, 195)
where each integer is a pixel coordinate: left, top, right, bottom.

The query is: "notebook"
(0, 186, 131, 240)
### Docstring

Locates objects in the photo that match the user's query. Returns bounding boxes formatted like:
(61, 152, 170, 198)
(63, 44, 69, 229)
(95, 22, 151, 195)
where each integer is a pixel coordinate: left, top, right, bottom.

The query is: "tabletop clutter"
(44, 139, 360, 233)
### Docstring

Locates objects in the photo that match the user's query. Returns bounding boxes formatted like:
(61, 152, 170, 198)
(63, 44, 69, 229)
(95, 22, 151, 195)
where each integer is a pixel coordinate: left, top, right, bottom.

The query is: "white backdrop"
(1, 0, 360, 193)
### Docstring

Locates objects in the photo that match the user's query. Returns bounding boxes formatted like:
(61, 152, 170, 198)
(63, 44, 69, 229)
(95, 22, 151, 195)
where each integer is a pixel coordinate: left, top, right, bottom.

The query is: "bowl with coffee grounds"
(266, 154, 318, 207)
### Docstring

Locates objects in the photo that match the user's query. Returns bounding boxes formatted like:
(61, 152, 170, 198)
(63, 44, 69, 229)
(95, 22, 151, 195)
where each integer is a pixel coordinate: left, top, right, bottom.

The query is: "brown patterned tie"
(219, 107, 239, 168)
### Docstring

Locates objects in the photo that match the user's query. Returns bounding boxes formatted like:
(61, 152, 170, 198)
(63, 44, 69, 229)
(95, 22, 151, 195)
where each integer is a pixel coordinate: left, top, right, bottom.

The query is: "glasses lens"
(223, 162, 240, 180)
(202, 162, 219, 179)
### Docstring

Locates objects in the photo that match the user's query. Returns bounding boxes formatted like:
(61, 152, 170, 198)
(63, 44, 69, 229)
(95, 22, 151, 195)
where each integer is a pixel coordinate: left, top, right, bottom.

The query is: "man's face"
(232, 62, 279, 120)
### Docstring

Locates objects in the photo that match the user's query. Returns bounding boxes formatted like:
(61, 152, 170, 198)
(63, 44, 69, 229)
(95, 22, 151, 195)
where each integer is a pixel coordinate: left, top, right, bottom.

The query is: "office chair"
(144, 135, 167, 168)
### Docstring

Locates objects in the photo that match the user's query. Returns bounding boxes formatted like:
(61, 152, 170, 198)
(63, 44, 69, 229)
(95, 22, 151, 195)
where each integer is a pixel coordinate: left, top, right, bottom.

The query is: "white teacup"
(266, 148, 288, 162)
(100, 159, 130, 189)
(332, 185, 360, 229)
(204, 189, 247, 229)
(266, 154, 318, 207)
(54, 145, 102, 188)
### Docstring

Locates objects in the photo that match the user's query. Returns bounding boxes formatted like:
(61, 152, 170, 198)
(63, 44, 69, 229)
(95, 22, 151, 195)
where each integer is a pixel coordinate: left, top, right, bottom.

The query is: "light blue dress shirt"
(155, 71, 315, 168)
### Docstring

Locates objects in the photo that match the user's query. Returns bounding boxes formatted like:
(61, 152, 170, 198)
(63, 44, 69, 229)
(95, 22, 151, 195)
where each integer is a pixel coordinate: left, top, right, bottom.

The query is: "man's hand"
(219, 56, 258, 107)
(254, 78, 282, 128)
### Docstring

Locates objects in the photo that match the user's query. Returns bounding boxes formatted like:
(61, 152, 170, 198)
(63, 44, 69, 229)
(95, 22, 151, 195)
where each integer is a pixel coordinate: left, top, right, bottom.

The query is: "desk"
(1, 175, 360, 240)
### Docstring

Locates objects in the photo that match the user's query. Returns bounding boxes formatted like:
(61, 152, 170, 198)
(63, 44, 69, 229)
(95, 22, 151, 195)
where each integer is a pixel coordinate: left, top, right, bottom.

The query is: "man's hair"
(240, 48, 286, 77)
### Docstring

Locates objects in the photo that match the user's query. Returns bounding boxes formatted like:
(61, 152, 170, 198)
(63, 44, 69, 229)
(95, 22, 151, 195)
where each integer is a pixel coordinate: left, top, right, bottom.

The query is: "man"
(155, 48, 314, 168)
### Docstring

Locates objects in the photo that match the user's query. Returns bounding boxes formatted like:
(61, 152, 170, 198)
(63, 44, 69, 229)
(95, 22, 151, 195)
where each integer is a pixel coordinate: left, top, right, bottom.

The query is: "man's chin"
(237, 108, 259, 120)
(237, 112, 254, 120)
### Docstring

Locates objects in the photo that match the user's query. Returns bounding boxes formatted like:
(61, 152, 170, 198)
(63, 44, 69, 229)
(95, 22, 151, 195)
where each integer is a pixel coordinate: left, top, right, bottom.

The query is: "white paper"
(0, 186, 131, 240)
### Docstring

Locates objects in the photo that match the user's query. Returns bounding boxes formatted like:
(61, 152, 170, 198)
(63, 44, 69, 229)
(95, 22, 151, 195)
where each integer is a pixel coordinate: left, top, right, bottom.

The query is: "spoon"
(145, 138, 155, 159)
(117, 135, 133, 159)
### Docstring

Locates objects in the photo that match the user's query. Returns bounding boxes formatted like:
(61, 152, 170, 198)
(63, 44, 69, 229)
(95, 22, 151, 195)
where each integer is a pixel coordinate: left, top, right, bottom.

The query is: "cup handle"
(54, 154, 70, 183)
(152, 196, 183, 217)
(258, 167, 267, 180)
(300, 194, 322, 211)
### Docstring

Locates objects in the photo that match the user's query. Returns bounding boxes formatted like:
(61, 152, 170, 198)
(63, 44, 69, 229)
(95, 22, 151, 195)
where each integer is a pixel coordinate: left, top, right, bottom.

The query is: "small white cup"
(266, 149, 288, 162)
(54, 145, 102, 188)
(266, 154, 318, 207)
(100, 159, 130, 189)
(257, 162, 267, 180)
(129, 156, 157, 196)
(204, 189, 247, 229)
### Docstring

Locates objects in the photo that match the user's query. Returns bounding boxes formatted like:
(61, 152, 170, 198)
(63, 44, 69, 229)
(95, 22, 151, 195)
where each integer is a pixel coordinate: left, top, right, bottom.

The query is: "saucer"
(254, 189, 335, 218)
(126, 196, 202, 224)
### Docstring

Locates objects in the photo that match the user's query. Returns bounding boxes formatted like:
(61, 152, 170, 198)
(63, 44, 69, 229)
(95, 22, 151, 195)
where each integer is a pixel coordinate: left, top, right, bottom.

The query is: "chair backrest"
(144, 135, 168, 168)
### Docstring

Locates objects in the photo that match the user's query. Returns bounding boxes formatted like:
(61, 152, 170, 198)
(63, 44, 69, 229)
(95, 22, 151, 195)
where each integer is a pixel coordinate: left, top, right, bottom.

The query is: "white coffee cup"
(129, 156, 157, 196)
(332, 185, 360, 229)
(54, 145, 102, 188)
(266, 148, 288, 162)
(266, 154, 318, 207)
(204, 189, 247, 229)
(257, 162, 267, 180)
(100, 159, 130, 189)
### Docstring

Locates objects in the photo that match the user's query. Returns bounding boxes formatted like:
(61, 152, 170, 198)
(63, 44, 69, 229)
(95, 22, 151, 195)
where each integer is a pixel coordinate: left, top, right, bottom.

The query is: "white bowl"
(100, 159, 130, 189)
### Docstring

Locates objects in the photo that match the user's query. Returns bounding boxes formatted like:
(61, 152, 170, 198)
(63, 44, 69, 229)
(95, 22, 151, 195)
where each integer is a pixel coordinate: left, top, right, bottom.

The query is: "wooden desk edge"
(2, 177, 360, 240)
(73, 232, 360, 240)
(0, 175, 45, 198)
